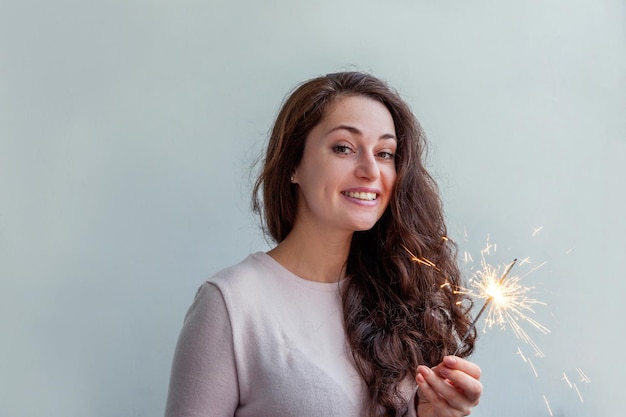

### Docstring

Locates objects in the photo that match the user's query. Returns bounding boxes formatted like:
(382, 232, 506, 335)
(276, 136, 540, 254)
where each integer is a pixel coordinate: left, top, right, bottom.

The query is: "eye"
(377, 151, 396, 160)
(332, 145, 353, 155)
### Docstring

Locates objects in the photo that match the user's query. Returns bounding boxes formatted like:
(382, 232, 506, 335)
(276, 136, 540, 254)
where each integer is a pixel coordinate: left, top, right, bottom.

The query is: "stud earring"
(290, 175, 294, 182)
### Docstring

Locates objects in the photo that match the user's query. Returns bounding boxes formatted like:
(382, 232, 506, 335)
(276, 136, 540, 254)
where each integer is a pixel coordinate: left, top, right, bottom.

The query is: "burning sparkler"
(457, 243, 550, 357)
(405, 237, 550, 357)
(407, 230, 593, 415)
(454, 257, 518, 355)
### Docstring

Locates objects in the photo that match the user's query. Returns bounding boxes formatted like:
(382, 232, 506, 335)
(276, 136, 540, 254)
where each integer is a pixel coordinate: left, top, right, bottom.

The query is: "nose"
(355, 151, 380, 181)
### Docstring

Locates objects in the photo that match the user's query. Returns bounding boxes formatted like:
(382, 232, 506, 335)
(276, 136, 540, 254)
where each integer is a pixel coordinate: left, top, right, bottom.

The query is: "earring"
(290, 175, 294, 182)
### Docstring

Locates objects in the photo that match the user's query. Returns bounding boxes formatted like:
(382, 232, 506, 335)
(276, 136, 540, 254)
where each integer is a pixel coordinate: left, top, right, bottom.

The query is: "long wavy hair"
(252, 71, 475, 416)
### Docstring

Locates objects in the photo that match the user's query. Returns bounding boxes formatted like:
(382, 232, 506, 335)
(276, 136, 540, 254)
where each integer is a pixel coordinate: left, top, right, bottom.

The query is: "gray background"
(1, 0, 624, 416)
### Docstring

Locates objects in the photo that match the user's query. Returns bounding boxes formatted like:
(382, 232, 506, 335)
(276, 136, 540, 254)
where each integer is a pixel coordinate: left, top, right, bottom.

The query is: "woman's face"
(292, 95, 397, 235)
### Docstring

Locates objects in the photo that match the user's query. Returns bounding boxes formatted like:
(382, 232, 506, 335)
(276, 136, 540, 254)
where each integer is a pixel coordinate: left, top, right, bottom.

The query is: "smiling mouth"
(342, 191, 378, 201)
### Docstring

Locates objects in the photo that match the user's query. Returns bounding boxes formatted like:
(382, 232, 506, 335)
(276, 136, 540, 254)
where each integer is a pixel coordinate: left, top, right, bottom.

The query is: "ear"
(290, 171, 299, 184)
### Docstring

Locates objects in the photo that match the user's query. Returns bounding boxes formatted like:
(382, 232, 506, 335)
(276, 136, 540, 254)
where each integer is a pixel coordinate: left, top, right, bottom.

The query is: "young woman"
(165, 72, 482, 417)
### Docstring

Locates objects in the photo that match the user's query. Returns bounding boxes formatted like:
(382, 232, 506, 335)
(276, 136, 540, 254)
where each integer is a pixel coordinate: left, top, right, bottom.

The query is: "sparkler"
(456, 241, 550, 357)
(405, 237, 549, 357)
(453, 258, 518, 355)
(406, 230, 593, 415)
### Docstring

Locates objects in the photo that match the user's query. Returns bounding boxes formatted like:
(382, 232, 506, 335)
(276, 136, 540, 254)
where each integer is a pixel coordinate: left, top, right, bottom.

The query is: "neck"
(267, 221, 352, 283)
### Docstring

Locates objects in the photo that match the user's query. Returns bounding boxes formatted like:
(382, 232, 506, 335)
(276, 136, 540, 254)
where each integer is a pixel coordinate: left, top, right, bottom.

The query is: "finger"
(437, 366, 483, 404)
(442, 356, 482, 380)
(437, 357, 482, 402)
(417, 365, 473, 414)
(415, 370, 453, 414)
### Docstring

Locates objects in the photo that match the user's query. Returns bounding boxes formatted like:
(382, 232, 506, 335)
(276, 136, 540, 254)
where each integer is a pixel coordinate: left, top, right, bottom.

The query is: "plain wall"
(1, 0, 624, 416)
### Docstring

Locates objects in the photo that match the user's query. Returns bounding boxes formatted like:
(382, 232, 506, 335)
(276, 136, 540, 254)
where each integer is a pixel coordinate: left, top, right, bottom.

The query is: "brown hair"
(252, 71, 475, 416)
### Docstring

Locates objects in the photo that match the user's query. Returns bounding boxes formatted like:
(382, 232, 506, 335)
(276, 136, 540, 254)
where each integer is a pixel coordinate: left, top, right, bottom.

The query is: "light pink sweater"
(165, 252, 418, 417)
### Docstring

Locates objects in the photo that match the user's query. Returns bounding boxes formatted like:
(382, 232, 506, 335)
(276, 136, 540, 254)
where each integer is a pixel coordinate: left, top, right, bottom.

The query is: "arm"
(164, 283, 239, 417)
(415, 356, 482, 417)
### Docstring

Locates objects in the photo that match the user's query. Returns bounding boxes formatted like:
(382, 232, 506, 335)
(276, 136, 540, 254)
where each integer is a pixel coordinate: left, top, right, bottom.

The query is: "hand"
(415, 356, 482, 417)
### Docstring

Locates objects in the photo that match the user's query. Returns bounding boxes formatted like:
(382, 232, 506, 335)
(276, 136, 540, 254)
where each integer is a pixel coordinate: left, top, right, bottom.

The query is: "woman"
(165, 71, 482, 417)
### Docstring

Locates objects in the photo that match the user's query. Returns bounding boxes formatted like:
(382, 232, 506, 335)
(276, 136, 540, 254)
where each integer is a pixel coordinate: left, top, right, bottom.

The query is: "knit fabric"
(165, 252, 417, 417)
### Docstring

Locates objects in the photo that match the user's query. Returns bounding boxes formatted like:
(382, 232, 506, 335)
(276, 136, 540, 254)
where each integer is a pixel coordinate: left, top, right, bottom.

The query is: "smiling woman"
(290, 96, 397, 236)
(164, 72, 483, 417)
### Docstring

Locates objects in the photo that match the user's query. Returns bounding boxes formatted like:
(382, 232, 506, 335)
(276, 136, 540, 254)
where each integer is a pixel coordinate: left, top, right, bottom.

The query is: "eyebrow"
(327, 124, 397, 141)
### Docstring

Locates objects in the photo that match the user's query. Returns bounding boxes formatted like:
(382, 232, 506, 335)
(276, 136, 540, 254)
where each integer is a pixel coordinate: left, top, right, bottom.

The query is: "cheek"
(379, 169, 397, 210)
(383, 166, 398, 190)
(297, 170, 332, 200)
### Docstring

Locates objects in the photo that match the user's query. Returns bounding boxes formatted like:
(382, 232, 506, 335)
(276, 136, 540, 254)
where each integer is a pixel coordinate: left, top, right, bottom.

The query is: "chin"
(350, 221, 379, 232)
(342, 213, 385, 233)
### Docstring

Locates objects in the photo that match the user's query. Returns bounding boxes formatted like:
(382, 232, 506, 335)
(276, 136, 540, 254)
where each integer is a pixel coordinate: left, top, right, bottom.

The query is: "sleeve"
(403, 385, 419, 417)
(164, 282, 239, 417)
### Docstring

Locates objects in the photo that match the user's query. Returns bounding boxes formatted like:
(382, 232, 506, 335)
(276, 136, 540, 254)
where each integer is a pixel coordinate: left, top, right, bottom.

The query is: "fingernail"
(419, 365, 430, 376)
(444, 356, 457, 366)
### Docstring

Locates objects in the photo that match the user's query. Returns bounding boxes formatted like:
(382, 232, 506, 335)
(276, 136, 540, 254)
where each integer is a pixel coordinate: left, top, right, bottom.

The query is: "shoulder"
(206, 251, 274, 291)
(195, 251, 343, 324)
(181, 253, 274, 336)
(198, 251, 287, 310)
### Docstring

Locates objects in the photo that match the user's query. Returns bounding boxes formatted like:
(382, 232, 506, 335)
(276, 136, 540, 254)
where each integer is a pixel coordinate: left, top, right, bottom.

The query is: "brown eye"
(377, 151, 395, 160)
(332, 145, 353, 155)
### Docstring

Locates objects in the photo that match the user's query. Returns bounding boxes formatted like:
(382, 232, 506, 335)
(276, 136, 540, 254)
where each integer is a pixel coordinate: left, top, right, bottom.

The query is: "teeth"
(344, 191, 377, 201)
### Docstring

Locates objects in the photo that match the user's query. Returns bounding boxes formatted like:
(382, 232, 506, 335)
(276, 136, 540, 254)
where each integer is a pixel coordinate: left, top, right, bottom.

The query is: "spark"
(527, 358, 538, 377)
(402, 245, 441, 271)
(563, 369, 588, 402)
(524, 260, 547, 276)
(453, 257, 518, 354)
(573, 383, 584, 403)
(461, 251, 550, 357)
(482, 240, 496, 255)
(543, 395, 553, 416)
(562, 372, 572, 388)
(577, 368, 591, 383)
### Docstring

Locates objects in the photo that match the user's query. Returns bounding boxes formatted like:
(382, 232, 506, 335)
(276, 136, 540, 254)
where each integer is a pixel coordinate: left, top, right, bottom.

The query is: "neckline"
(253, 252, 349, 292)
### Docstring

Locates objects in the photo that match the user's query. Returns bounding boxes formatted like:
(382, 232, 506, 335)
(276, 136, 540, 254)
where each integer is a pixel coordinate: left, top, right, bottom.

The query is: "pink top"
(165, 252, 418, 417)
